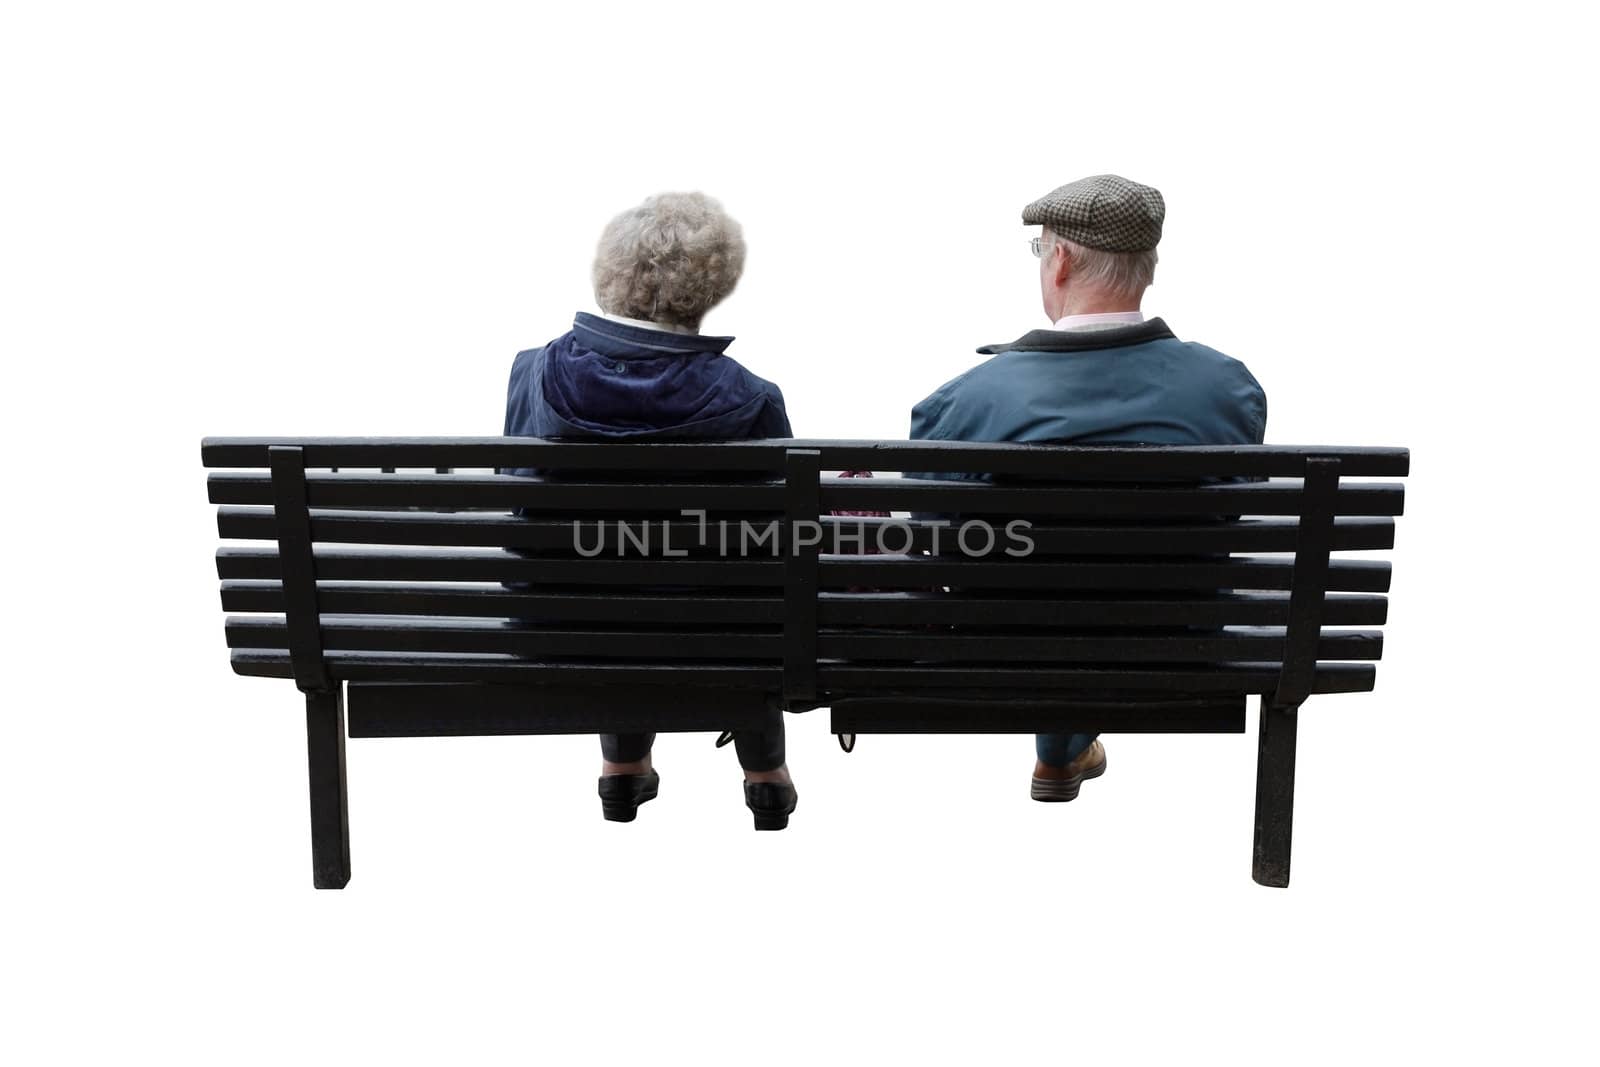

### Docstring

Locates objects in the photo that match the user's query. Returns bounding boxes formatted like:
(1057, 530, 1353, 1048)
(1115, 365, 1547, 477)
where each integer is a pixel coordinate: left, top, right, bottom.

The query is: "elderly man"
(908, 174, 1268, 803)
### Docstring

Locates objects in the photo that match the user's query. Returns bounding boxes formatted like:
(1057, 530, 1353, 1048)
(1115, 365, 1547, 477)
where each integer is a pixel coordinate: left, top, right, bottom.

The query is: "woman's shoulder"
(715, 353, 786, 403)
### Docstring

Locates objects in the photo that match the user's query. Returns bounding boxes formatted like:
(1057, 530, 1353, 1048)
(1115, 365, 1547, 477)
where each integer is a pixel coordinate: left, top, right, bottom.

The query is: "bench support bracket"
(782, 449, 822, 707)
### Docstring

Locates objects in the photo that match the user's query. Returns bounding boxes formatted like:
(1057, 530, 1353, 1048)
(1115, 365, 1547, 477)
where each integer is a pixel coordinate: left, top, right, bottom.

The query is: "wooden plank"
(224, 616, 1381, 662)
(227, 617, 781, 658)
(220, 581, 1388, 628)
(216, 546, 784, 585)
(217, 506, 1396, 554)
(831, 696, 1247, 734)
(817, 478, 1404, 517)
(817, 591, 1388, 627)
(963, 517, 1396, 554)
(202, 437, 1411, 478)
(229, 649, 1374, 694)
(215, 546, 1387, 590)
(219, 617, 1382, 659)
(230, 650, 783, 686)
(218, 509, 777, 551)
(816, 555, 1390, 592)
(818, 629, 1381, 662)
(818, 663, 1376, 694)
(209, 471, 786, 509)
(345, 683, 775, 738)
(208, 471, 1404, 516)
(217, 581, 783, 621)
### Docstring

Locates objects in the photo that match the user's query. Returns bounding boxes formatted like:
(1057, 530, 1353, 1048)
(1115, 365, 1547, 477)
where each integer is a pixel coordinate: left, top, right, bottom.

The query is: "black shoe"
(598, 770, 660, 822)
(744, 781, 798, 831)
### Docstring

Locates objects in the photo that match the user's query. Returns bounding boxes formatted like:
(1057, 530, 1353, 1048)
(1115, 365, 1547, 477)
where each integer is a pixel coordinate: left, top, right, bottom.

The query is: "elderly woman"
(502, 192, 798, 830)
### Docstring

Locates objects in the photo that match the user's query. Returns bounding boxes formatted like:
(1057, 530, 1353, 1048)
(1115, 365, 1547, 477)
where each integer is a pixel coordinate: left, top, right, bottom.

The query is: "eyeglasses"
(1030, 236, 1045, 257)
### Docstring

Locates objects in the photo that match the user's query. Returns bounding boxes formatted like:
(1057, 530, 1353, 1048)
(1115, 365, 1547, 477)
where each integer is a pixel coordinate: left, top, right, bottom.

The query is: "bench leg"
(1252, 699, 1299, 888)
(305, 686, 351, 889)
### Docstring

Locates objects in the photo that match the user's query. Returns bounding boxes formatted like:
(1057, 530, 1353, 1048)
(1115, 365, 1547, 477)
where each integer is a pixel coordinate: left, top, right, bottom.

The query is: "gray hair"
(591, 192, 746, 329)
(1046, 227, 1158, 299)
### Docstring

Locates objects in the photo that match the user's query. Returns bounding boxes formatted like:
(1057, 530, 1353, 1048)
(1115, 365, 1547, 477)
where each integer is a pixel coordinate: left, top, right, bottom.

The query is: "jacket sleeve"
(756, 385, 794, 438)
(1248, 370, 1268, 444)
(909, 385, 951, 442)
(500, 348, 543, 479)
(906, 381, 985, 484)
(499, 355, 520, 475)
(502, 367, 517, 436)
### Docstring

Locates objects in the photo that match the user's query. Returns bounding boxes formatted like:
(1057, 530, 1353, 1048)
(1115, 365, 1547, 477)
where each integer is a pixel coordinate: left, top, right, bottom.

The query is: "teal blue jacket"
(908, 319, 1265, 476)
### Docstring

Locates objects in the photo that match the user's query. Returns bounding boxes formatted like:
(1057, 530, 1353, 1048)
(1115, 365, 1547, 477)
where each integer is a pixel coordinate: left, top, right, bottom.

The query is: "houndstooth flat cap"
(1022, 174, 1165, 252)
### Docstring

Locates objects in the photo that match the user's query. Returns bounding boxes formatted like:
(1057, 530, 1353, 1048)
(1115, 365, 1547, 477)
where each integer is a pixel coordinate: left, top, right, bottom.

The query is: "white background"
(3, 2, 1596, 1064)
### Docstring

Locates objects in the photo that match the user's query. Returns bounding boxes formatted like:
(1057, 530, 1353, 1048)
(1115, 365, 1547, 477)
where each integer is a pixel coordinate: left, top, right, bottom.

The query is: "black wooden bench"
(204, 437, 1407, 889)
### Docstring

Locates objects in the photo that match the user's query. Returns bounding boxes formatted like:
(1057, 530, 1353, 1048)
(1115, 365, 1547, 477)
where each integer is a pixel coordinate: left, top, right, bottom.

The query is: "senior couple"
(503, 175, 1267, 830)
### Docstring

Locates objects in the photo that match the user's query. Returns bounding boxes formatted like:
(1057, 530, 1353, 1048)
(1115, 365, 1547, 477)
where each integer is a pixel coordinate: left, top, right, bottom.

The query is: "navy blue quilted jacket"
(503, 312, 790, 474)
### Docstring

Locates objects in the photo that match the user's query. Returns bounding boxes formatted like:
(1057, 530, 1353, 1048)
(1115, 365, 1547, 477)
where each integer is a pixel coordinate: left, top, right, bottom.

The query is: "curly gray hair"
(591, 192, 746, 330)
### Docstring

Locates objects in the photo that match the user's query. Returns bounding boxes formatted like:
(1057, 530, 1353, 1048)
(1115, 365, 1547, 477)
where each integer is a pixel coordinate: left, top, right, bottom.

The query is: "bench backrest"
(205, 437, 1407, 709)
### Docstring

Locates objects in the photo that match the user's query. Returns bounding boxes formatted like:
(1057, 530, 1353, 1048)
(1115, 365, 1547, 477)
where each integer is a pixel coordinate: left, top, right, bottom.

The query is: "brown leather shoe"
(1030, 740, 1107, 802)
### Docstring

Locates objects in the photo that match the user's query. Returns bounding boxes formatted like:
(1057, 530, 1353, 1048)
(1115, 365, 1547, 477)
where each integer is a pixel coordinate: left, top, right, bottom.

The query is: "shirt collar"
(572, 311, 735, 355)
(1050, 310, 1146, 332)
(599, 310, 700, 336)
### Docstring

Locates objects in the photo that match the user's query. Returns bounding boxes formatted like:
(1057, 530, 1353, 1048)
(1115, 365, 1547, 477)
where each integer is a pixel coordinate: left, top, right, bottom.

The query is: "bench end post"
(306, 686, 351, 890)
(1251, 697, 1298, 888)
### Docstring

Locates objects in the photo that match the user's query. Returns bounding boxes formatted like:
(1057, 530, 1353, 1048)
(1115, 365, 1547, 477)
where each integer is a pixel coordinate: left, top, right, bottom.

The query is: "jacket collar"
(572, 311, 735, 356)
(977, 317, 1176, 355)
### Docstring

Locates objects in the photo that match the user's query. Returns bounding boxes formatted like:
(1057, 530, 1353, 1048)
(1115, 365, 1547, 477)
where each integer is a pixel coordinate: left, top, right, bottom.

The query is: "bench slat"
(822, 556, 1390, 592)
(229, 650, 782, 685)
(830, 696, 1248, 734)
(207, 472, 1405, 516)
(209, 472, 785, 510)
(820, 479, 1405, 517)
(219, 581, 1388, 627)
(217, 507, 1397, 554)
(216, 547, 783, 585)
(227, 618, 782, 658)
(229, 647, 1375, 693)
(201, 437, 1411, 478)
(225, 616, 1383, 663)
(215, 546, 1390, 591)
(345, 683, 780, 738)
(819, 663, 1376, 694)
(219, 581, 785, 622)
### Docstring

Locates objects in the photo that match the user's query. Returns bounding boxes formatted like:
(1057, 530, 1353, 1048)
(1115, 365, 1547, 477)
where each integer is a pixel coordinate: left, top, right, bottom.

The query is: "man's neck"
(1052, 291, 1143, 319)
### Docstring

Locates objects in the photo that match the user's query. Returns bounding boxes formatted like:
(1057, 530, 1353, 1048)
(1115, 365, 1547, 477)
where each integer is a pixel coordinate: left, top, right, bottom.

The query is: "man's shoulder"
(931, 349, 1019, 392)
(1166, 337, 1265, 396)
(1168, 336, 1248, 368)
(1155, 337, 1267, 443)
(910, 349, 1046, 442)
